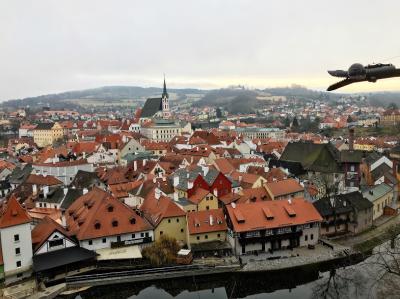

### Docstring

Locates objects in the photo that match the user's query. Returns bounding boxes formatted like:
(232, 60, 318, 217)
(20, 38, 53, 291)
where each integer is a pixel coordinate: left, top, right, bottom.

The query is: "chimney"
(349, 127, 354, 151)
(173, 176, 180, 187)
(61, 210, 66, 228)
(83, 188, 88, 195)
(188, 181, 194, 189)
(213, 188, 218, 197)
(202, 166, 209, 176)
(143, 159, 147, 166)
(209, 214, 214, 226)
(32, 184, 37, 196)
(173, 191, 179, 201)
(155, 188, 161, 200)
(133, 160, 137, 171)
(238, 175, 242, 182)
(43, 185, 49, 198)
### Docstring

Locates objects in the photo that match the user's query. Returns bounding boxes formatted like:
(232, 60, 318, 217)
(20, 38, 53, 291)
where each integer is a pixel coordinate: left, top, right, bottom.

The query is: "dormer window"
(112, 220, 118, 227)
(107, 205, 114, 212)
(94, 222, 101, 230)
(130, 217, 136, 224)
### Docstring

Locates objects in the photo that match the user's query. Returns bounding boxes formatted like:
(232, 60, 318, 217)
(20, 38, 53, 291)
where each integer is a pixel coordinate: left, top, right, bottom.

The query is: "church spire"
(162, 74, 169, 99)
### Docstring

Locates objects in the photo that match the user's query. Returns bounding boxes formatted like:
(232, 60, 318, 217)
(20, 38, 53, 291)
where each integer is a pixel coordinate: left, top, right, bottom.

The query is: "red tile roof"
(71, 141, 100, 155)
(0, 195, 31, 228)
(218, 192, 241, 205)
(187, 208, 227, 234)
(33, 159, 89, 167)
(141, 190, 186, 226)
(214, 158, 235, 174)
(238, 187, 270, 204)
(31, 216, 71, 251)
(66, 187, 152, 240)
(188, 188, 210, 205)
(265, 178, 304, 198)
(226, 198, 322, 233)
(26, 174, 63, 186)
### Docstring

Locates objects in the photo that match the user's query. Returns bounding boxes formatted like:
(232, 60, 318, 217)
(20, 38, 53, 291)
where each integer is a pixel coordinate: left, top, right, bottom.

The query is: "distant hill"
(1, 86, 206, 109)
(194, 86, 341, 114)
(2, 84, 400, 111)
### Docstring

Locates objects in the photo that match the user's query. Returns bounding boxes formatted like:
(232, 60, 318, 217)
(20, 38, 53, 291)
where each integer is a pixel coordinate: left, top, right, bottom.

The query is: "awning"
(33, 247, 97, 272)
(96, 245, 142, 261)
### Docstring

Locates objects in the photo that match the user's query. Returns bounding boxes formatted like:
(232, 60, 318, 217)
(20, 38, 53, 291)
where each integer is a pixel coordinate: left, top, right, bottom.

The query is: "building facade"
(226, 198, 322, 255)
(33, 122, 64, 147)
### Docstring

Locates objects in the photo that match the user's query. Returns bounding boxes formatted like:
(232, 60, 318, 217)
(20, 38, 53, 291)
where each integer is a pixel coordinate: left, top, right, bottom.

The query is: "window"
(132, 234, 136, 239)
(88, 240, 93, 245)
(49, 239, 64, 248)
(14, 234, 19, 242)
(117, 236, 121, 242)
(168, 219, 171, 223)
(160, 231, 163, 235)
(196, 236, 200, 240)
(15, 248, 21, 255)
(205, 235, 208, 239)
(176, 218, 179, 223)
(305, 235, 308, 241)
(16, 261, 21, 268)
(145, 232, 149, 237)
(180, 229, 184, 233)
(206, 206, 210, 210)
(311, 234, 314, 240)
(102, 238, 106, 243)
(141, 233, 144, 238)
(217, 234, 221, 238)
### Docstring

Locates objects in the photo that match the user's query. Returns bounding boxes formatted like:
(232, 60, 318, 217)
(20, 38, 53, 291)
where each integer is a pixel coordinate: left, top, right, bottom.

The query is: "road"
(335, 213, 400, 248)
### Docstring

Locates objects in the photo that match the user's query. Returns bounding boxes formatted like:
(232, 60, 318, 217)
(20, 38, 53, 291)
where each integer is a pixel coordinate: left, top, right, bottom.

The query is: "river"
(61, 248, 400, 299)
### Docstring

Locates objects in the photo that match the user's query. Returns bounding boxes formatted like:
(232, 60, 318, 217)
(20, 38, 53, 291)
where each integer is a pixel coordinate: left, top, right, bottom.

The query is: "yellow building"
(353, 142, 375, 152)
(381, 110, 400, 126)
(154, 215, 187, 244)
(362, 183, 393, 221)
(178, 188, 219, 213)
(186, 209, 227, 247)
(141, 193, 187, 244)
(33, 122, 64, 147)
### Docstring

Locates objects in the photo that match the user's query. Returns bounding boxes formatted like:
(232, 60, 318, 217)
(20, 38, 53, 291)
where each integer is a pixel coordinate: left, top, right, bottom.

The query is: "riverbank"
(5, 216, 397, 298)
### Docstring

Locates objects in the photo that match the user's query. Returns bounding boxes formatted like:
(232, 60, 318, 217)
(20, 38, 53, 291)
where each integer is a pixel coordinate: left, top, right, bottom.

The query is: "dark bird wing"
(327, 78, 357, 91)
(327, 70, 348, 78)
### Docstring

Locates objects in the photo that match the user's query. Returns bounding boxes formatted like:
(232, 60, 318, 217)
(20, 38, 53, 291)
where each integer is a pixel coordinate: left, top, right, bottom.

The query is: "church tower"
(162, 75, 171, 118)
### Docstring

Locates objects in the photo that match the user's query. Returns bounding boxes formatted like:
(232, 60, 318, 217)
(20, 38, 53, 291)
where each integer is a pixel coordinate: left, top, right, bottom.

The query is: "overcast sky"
(1, 0, 400, 100)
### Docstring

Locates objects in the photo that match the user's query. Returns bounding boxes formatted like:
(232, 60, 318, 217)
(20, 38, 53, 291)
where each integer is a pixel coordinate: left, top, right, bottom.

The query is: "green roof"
(280, 142, 341, 173)
(362, 183, 393, 203)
